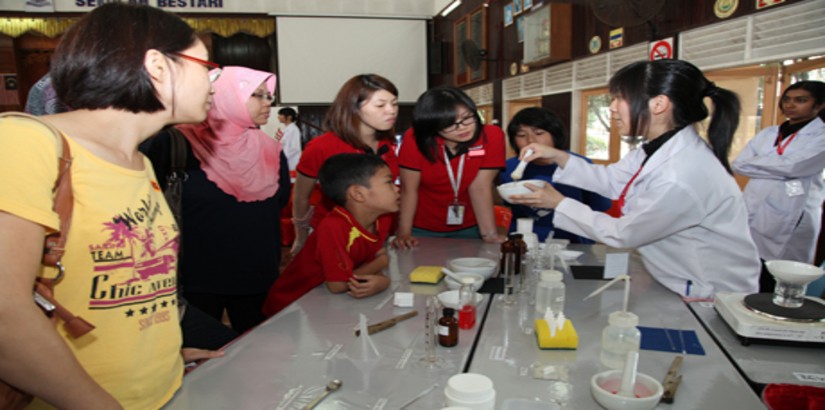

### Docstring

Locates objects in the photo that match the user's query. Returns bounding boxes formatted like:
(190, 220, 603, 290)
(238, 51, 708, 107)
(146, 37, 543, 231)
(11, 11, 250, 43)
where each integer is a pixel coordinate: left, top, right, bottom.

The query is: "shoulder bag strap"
(0, 113, 72, 270)
(0, 112, 93, 338)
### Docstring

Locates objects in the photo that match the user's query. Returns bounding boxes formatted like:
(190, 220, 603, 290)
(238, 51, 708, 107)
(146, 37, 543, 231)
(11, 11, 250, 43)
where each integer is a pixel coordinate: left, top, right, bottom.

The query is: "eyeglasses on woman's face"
(171, 52, 222, 83)
(251, 91, 276, 102)
(441, 113, 477, 133)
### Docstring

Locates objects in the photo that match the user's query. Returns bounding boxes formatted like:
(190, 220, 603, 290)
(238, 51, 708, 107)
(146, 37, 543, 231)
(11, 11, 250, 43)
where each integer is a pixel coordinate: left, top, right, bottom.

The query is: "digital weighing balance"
(714, 260, 825, 346)
(714, 292, 825, 346)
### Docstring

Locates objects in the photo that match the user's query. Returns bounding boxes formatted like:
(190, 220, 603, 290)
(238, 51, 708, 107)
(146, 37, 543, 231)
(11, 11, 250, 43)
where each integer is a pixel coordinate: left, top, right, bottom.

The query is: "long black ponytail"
(609, 60, 741, 174)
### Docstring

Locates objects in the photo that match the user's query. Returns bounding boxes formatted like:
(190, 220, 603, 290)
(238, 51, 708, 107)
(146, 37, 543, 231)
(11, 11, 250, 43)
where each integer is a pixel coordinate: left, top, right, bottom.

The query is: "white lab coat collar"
(634, 126, 706, 185)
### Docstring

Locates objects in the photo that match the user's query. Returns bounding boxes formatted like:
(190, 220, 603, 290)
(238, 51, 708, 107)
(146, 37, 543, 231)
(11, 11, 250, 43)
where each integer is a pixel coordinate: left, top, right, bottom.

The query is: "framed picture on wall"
(524, 0, 533, 10)
(504, 3, 514, 26)
(454, 6, 488, 86)
(513, 0, 523, 16)
(517, 16, 525, 43)
(454, 18, 468, 80)
(469, 8, 486, 82)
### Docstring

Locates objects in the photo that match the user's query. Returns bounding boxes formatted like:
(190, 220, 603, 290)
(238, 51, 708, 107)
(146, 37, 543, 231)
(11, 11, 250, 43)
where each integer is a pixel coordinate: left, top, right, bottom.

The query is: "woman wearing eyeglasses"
(0, 3, 218, 409)
(143, 66, 290, 335)
(291, 74, 400, 254)
(392, 87, 506, 249)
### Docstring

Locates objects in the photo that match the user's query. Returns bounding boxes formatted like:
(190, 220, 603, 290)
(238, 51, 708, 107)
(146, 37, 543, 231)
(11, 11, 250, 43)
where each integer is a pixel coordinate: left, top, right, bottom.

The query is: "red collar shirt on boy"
(398, 124, 505, 232)
(262, 206, 391, 316)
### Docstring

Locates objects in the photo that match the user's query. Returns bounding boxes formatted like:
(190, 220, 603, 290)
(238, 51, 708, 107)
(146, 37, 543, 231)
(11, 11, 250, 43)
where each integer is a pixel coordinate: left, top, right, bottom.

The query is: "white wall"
(276, 17, 428, 104)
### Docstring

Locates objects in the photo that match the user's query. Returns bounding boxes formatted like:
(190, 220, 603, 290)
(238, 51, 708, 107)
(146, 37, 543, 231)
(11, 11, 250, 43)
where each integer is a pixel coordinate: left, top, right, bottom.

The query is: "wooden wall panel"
(433, 0, 812, 89)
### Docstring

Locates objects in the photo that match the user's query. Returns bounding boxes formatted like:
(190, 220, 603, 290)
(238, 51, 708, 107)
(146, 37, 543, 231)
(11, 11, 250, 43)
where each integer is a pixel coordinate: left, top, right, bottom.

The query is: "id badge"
(785, 180, 804, 197)
(446, 203, 466, 225)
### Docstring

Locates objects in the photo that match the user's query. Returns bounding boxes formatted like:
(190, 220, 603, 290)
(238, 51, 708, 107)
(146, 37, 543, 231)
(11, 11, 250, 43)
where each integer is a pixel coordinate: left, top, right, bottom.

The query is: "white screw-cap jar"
(600, 311, 641, 369)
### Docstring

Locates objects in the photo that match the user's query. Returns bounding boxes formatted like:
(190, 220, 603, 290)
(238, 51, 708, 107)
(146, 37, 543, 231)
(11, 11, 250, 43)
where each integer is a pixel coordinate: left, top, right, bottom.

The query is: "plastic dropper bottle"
(600, 311, 641, 369)
(535, 269, 565, 315)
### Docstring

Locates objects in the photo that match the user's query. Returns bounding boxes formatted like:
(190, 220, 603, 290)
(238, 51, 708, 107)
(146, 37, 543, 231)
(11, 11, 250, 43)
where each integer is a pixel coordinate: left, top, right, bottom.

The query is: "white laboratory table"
(163, 238, 497, 409)
(164, 238, 766, 409)
(467, 245, 766, 409)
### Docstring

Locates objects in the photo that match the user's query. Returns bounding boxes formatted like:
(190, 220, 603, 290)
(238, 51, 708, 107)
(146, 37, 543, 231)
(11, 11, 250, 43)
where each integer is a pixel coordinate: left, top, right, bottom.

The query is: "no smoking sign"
(649, 38, 674, 61)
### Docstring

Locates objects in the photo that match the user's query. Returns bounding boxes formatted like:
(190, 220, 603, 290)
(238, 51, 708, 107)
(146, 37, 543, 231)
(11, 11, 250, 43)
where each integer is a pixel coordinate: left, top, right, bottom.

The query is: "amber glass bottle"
(438, 307, 459, 347)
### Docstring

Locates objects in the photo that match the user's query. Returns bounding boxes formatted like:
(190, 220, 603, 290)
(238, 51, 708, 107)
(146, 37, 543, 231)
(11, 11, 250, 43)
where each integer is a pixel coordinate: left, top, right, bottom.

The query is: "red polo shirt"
(398, 124, 505, 232)
(263, 206, 392, 316)
(298, 131, 400, 179)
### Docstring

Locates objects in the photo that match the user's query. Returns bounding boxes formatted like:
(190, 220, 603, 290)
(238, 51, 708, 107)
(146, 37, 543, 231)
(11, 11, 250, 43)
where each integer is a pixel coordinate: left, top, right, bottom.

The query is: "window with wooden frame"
(578, 88, 631, 165)
(705, 64, 780, 189)
(454, 6, 487, 87)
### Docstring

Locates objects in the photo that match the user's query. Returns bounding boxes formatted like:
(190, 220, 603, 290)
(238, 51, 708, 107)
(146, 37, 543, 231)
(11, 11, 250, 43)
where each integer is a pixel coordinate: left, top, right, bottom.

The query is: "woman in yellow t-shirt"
(0, 3, 220, 409)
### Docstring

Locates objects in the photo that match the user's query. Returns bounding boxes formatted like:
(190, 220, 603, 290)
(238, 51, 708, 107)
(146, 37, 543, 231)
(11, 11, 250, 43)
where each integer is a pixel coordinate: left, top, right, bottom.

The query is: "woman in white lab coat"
(732, 81, 825, 291)
(510, 60, 760, 298)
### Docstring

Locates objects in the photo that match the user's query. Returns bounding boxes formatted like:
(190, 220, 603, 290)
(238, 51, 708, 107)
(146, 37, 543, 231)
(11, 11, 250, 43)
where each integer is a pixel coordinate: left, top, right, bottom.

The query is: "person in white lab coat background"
(732, 80, 825, 292)
(277, 107, 302, 173)
(510, 59, 760, 299)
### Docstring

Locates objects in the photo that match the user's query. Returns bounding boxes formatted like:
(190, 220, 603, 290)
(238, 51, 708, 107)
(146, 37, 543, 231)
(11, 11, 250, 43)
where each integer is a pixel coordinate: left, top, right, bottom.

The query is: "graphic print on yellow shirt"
(88, 192, 179, 325)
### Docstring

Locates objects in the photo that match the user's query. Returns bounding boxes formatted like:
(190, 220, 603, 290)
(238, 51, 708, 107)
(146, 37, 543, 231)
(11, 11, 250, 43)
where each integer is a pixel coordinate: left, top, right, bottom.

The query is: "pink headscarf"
(176, 66, 281, 202)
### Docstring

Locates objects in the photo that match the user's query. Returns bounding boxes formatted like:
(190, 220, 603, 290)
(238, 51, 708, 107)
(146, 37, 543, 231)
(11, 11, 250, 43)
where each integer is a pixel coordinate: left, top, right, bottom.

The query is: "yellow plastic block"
(534, 319, 578, 350)
(409, 266, 444, 284)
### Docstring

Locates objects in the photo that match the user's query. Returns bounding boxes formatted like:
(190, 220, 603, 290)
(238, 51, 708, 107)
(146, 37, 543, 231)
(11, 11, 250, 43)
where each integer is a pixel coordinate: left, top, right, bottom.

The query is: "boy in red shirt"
(263, 153, 399, 316)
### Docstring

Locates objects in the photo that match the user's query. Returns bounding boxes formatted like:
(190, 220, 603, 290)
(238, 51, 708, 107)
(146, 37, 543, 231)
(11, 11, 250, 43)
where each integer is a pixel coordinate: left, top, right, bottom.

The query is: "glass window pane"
(790, 67, 825, 83)
(584, 93, 612, 160)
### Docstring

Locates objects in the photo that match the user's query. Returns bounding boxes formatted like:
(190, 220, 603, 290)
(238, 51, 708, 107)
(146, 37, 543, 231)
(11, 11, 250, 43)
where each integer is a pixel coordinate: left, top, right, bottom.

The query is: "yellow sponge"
(409, 266, 444, 284)
(535, 319, 578, 350)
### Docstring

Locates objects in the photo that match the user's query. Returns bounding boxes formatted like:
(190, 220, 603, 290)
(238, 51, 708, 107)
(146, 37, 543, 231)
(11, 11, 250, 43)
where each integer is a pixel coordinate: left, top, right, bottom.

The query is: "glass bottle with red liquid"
(458, 278, 476, 329)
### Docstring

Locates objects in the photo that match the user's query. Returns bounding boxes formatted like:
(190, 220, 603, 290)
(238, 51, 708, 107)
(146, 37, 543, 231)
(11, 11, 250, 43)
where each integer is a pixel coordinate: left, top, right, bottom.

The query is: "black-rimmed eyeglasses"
(441, 115, 477, 133)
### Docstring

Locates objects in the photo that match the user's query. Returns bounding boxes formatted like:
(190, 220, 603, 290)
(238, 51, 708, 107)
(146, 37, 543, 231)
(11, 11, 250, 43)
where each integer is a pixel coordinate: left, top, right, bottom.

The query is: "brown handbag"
(0, 113, 95, 409)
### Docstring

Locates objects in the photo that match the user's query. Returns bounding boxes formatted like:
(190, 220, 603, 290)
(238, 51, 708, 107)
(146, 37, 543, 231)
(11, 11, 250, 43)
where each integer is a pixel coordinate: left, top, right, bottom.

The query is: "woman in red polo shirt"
(291, 74, 400, 254)
(393, 87, 506, 249)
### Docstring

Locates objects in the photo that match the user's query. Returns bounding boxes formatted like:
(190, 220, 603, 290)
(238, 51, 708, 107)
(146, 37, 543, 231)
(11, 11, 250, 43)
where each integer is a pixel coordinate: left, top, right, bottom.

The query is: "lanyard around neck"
(775, 130, 799, 155)
(617, 165, 644, 217)
(442, 146, 466, 203)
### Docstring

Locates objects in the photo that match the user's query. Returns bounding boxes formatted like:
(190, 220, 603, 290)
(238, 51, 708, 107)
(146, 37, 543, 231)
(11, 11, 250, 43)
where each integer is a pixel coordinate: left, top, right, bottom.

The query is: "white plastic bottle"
(534, 270, 565, 315)
(600, 311, 641, 369)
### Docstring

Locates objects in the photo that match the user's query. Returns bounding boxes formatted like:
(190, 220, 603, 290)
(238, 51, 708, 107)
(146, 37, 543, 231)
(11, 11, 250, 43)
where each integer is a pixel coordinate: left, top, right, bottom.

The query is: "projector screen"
(276, 17, 428, 104)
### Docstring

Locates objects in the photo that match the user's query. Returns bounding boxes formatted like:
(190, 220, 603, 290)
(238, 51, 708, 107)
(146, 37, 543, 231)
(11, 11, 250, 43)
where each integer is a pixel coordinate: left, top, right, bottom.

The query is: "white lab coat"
(553, 126, 760, 298)
(732, 117, 825, 262)
(281, 122, 302, 171)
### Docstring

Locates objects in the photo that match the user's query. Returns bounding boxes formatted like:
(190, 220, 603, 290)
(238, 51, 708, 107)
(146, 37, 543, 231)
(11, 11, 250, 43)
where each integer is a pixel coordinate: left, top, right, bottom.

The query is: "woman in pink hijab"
(144, 66, 291, 333)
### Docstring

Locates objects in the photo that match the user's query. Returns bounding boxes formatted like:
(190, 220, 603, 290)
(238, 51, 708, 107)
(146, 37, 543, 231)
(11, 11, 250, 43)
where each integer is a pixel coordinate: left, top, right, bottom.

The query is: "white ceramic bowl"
(765, 260, 825, 285)
(445, 272, 486, 292)
(437, 290, 484, 309)
(448, 257, 497, 280)
(497, 179, 547, 202)
(590, 370, 663, 410)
